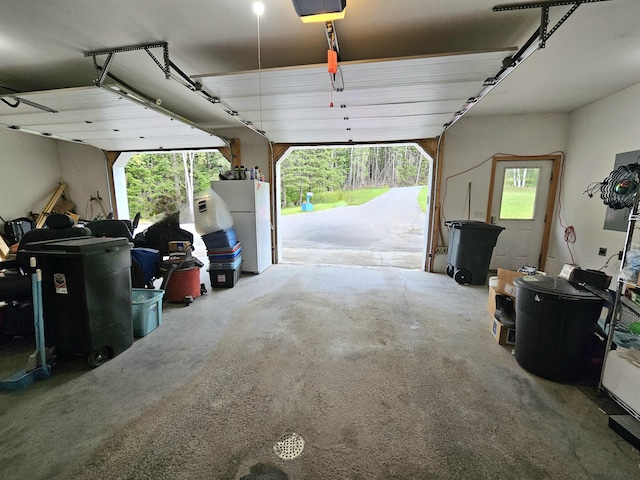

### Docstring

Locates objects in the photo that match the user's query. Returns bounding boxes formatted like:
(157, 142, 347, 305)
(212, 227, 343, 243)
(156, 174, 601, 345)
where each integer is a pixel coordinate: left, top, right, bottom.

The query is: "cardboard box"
(491, 318, 516, 345)
(496, 268, 526, 297)
(488, 268, 547, 344)
(487, 268, 527, 317)
(168, 240, 191, 252)
(487, 286, 498, 316)
(0, 236, 8, 260)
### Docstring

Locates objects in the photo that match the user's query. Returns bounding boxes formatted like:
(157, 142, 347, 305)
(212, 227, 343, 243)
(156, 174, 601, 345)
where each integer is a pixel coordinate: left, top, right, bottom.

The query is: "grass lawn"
(418, 186, 428, 213)
(281, 188, 389, 216)
(500, 185, 537, 219)
(281, 185, 532, 218)
(281, 186, 432, 216)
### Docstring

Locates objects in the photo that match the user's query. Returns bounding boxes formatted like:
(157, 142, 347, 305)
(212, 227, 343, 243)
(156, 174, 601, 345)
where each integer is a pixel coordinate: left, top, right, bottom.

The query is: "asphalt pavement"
(279, 186, 427, 269)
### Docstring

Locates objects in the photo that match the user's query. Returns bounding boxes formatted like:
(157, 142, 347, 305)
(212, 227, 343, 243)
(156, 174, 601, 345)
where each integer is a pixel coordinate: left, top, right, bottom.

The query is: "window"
(499, 167, 540, 220)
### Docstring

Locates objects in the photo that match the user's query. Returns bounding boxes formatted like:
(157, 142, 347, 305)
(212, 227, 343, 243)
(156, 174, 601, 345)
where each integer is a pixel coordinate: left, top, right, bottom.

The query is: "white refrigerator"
(211, 179, 272, 274)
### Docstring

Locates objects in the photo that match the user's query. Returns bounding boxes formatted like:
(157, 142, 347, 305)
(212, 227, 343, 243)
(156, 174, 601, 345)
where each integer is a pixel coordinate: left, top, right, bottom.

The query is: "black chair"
(86, 219, 134, 242)
(122, 212, 141, 235)
(100, 212, 140, 235)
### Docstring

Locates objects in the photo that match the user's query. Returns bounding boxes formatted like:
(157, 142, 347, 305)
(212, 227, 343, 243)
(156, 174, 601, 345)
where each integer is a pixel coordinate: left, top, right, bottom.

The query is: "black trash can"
(23, 236, 133, 367)
(513, 275, 604, 383)
(444, 220, 504, 285)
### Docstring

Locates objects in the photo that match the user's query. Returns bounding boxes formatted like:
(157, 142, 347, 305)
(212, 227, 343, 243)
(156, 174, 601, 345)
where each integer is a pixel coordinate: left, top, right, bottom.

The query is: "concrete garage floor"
(1, 264, 640, 479)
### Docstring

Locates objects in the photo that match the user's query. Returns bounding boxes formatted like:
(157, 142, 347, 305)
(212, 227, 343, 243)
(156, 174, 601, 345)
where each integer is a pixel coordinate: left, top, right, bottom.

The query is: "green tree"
(280, 146, 430, 207)
(280, 149, 344, 207)
(125, 151, 229, 219)
(126, 145, 430, 218)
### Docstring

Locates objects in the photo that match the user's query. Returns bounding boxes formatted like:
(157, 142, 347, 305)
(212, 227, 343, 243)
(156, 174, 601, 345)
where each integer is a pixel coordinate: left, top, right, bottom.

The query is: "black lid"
(24, 236, 130, 254)
(444, 220, 505, 231)
(513, 275, 599, 300)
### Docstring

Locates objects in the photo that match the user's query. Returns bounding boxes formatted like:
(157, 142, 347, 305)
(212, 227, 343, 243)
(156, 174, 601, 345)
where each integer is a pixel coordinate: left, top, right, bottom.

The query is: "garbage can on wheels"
(513, 275, 604, 383)
(444, 220, 504, 285)
(23, 236, 133, 367)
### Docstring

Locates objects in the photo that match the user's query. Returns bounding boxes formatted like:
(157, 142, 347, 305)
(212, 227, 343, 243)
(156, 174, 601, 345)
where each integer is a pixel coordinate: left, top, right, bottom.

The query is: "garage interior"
(2, 0, 640, 478)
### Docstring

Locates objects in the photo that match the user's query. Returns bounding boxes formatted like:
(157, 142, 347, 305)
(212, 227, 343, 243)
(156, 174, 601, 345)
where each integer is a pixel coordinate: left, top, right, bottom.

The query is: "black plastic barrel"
(513, 275, 604, 383)
(444, 220, 504, 285)
(23, 236, 133, 367)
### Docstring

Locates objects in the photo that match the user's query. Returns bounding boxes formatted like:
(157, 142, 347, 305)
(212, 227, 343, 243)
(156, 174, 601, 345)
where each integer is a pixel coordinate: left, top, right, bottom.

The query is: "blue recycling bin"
(301, 192, 314, 211)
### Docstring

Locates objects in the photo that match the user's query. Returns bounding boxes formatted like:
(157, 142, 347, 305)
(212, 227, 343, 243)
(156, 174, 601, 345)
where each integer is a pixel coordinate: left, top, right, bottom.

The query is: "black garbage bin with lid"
(513, 275, 604, 383)
(444, 220, 505, 285)
(23, 236, 133, 367)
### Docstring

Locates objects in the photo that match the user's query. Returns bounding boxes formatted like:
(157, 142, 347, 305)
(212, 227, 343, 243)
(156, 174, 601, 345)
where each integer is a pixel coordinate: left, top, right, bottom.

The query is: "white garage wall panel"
(549, 82, 640, 276)
(56, 141, 112, 220)
(442, 112, 569, 226)
(0, 129, 114, 223)
(445, 81, 640, 278)
(0, 129, 62, 221)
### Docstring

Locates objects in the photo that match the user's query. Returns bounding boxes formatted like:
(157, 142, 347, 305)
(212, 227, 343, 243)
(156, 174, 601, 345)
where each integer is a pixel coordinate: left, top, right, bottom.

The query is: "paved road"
(280, 186, 425, 251)
(279, 186, 426, 269)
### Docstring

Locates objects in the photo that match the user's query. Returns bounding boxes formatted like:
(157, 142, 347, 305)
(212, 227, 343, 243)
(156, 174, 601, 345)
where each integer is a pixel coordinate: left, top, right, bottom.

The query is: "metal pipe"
(36, 269, 47, 371)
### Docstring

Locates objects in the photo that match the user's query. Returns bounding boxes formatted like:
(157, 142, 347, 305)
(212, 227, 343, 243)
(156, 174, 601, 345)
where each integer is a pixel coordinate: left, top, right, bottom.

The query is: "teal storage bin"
(131, 289, 164, 337)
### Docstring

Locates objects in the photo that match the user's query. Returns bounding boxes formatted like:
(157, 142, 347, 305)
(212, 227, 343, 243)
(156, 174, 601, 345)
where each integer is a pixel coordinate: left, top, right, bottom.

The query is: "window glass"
(499, 167, 540, 220)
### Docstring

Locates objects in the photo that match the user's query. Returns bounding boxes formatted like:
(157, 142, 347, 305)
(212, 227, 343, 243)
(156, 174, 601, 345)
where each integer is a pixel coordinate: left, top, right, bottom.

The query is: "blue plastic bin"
(131, 289, 164, 337)
(201, 228, 237, 249)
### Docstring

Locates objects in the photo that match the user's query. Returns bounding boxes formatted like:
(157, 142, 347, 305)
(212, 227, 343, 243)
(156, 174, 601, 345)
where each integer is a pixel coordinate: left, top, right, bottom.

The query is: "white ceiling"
(0, 0, 638, 149)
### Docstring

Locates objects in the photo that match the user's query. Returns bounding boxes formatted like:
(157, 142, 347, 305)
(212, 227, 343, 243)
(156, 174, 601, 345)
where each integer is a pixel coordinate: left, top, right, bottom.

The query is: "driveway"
(279, 186, 427, 269)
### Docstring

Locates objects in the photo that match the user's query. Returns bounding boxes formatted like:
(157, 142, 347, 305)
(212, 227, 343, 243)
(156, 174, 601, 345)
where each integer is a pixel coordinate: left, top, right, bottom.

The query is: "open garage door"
(275, 144, 432, 270)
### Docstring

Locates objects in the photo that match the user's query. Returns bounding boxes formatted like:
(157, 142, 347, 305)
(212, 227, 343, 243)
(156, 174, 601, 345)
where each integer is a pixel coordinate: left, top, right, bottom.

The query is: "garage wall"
(0, 130, 63, 221)
(442, 82, 640, 278)
(0, 130, 111, 228)
(56, 141, 111, 221)
(547, 82, 640, 277)
(440, 113, 570, 260)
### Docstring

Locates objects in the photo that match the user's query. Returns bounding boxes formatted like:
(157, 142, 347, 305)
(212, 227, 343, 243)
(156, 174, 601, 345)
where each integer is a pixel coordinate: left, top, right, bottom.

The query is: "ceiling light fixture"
(253, 1, 264, 16)
(292, 0, 346, 23)
(300, 10, 346, 23)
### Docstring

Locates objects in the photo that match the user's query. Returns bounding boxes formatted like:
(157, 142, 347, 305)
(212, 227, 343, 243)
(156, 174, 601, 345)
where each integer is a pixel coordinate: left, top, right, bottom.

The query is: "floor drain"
(273, 432, 304, 460)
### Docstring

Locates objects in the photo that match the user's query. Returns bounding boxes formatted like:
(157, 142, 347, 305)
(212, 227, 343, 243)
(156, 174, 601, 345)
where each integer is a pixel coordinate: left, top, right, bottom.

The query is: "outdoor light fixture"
(291, 0, 346, 23)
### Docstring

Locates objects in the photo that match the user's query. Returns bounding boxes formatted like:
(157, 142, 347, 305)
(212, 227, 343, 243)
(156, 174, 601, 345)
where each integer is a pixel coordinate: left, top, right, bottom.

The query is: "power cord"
(598, 252, 619, 271)
(554, 152, 579, 265)
(564, 225, 576, 243)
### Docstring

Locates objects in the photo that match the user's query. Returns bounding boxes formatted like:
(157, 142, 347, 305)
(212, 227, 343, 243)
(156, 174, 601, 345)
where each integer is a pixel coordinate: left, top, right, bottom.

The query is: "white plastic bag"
(620, 248, 640, 284)
(193, 189, 234, 235)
